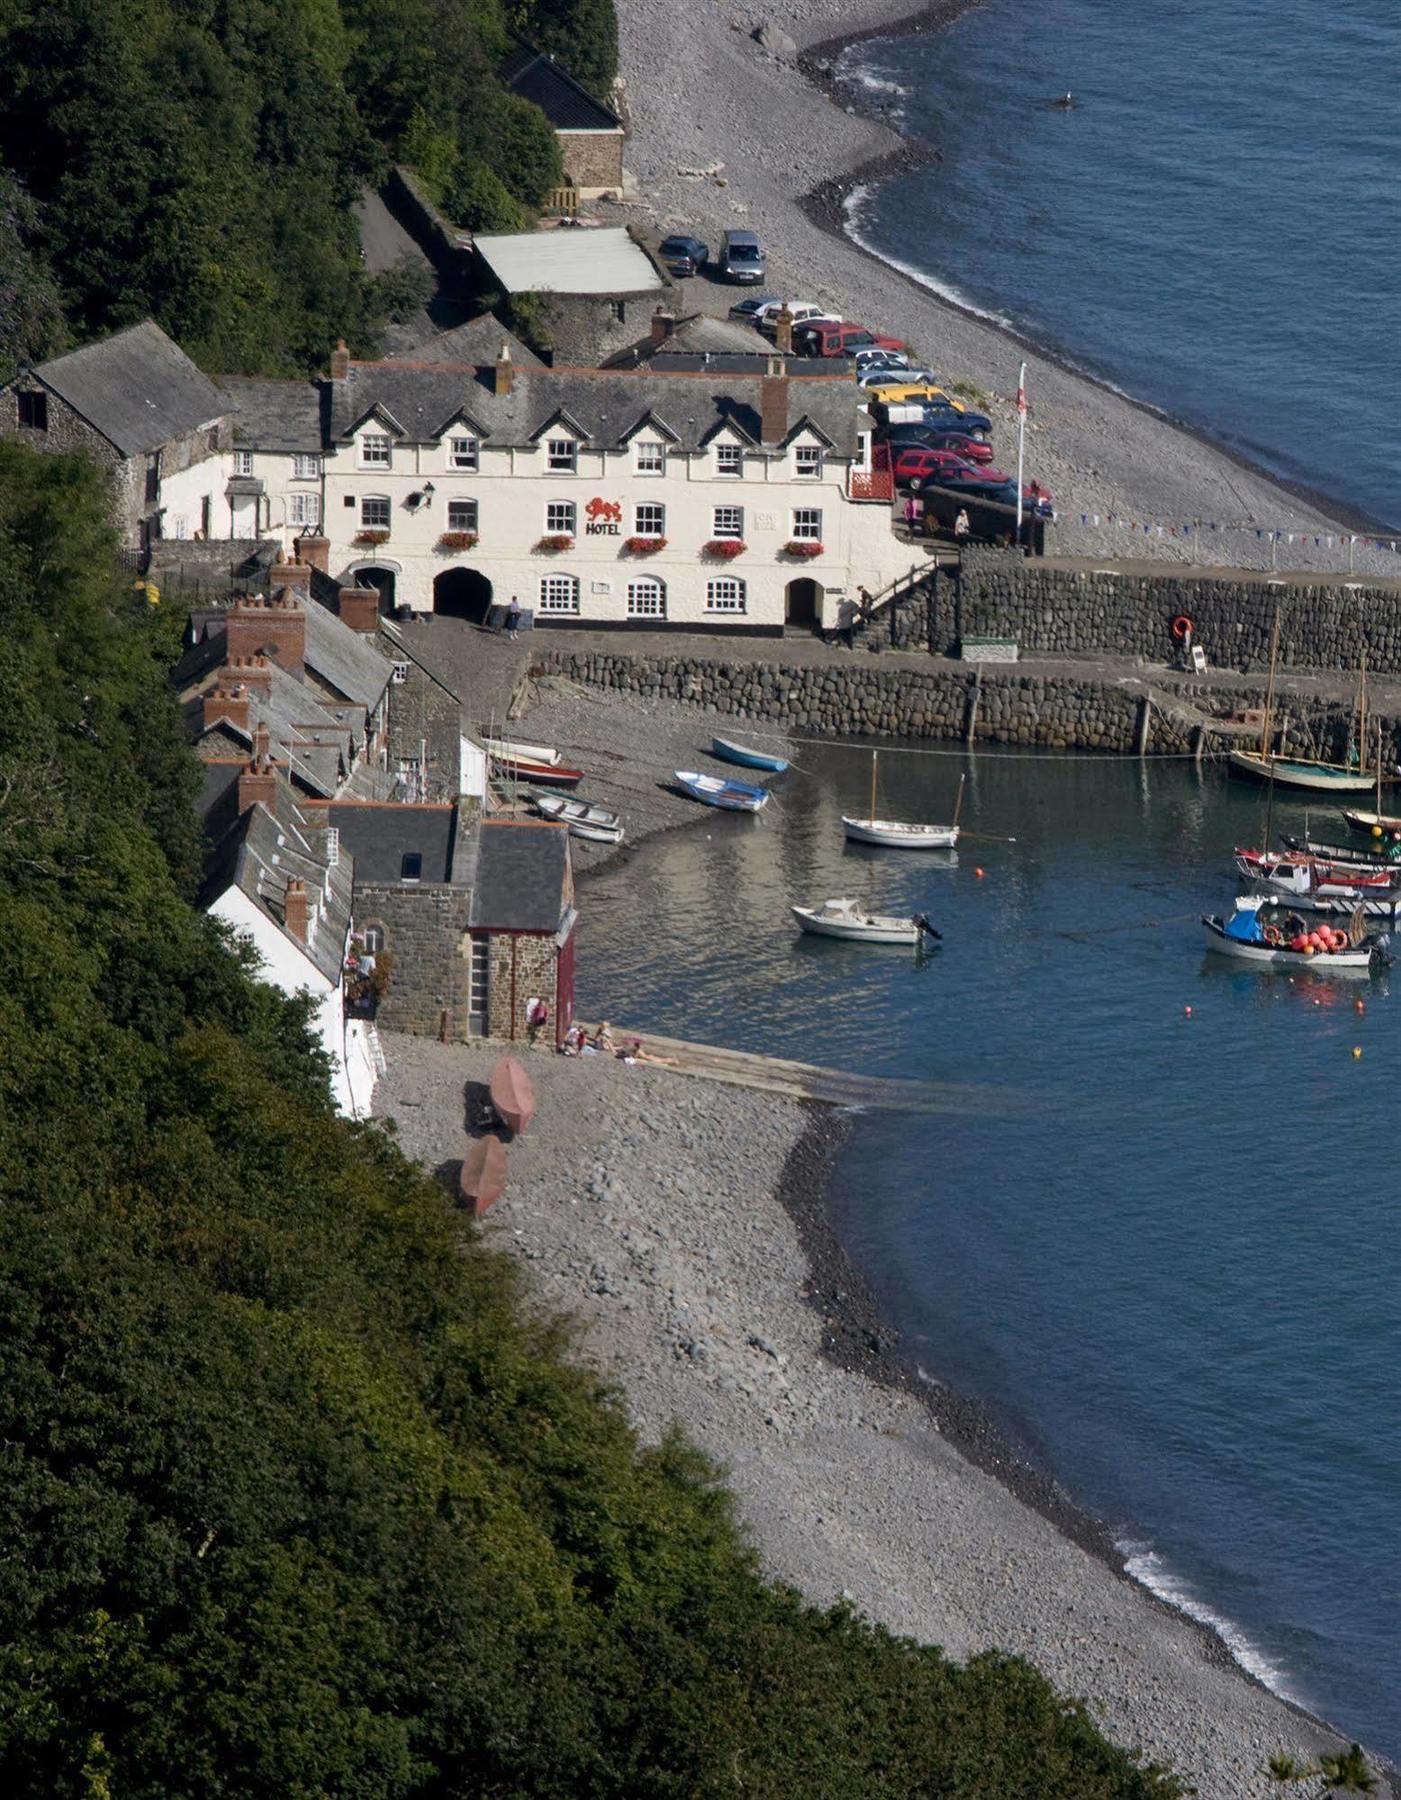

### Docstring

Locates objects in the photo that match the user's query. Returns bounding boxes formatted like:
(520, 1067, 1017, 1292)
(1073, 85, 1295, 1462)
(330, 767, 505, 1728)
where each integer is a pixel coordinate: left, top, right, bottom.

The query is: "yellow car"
(870, 381, 952, 407)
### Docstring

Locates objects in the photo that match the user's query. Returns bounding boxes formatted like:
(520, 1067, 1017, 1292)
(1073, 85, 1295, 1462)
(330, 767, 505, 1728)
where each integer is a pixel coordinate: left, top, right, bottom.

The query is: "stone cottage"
(500, 41, 625, 200)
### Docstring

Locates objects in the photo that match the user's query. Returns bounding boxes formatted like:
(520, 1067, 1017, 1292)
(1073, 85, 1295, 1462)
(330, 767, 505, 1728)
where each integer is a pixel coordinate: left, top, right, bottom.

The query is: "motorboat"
(711, 735, 790, 774)
(842, 754, 963, 850)
(791, 897, 941, 945)
(483, 736, 561, 767)
(1236, 848, 1401, 899)
(533, 793, 624, 844)
(1280, 833, 1401, 869)
(488, 1055, 535, 1137)
(1201, 898, 1383, 972)
(459, 1135, 509, 1216)
(675, 770, 769, 812)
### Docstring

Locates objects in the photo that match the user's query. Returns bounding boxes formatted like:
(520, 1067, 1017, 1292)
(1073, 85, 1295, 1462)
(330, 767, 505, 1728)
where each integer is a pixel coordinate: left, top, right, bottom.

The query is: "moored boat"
(533, 793, 624, 844)
(675, 770, 769, 812)
(1341, 807, 1401, 839)
(459, 1135, 509, 1215)
(483, 736, 561, 766)
(1236, 848, 1401, 894)
(488, 1055, 536, 1137)
(1201, 900, 1382, 972)
(1281, 833, 1401, 868)
(1227, 749, 1379, 793)
(711, 735, 790, 774)
(842, 756, 964, 851)
(492, 754, 584, 789)
(791, 896, 941, 945)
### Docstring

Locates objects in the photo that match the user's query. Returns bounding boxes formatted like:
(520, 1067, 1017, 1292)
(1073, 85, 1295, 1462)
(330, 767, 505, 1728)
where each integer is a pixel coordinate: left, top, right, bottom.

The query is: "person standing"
(836, 596, 859, 649)
(505, 595, 522, 639)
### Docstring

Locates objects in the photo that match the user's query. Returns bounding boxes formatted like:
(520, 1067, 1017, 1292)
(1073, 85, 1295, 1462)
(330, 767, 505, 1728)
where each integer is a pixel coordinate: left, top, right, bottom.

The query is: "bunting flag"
(1072, 515, 1400, 556)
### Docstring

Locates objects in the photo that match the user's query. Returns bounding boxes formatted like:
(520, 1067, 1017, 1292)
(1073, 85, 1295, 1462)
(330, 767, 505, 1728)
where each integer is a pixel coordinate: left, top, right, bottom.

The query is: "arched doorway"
(355, 565, 397, 614)
(785, 576, 821, 628)
(433, 567, 493, 624)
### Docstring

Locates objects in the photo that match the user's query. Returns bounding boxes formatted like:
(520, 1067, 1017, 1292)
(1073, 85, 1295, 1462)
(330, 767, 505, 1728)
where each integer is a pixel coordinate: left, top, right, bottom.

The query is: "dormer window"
(547, 438, 577, 472)
(449, 435, 479, 471)
(293, 453, 320, 480)
(361, 433, 391, 469)
(715, 442, 743, 477)
(635, 440, 665, 476)
(795, 444, 823, 479)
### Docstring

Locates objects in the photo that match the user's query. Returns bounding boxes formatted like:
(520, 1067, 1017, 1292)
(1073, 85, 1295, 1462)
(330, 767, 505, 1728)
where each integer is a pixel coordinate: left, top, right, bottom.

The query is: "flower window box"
(623, 535, 667, 555)
(702, 538, 748, 560)
(535, 534, 575, 553)
(354, 529, 390, 546)
(437, 531, 479, 551)
(783, 540, 825, 558)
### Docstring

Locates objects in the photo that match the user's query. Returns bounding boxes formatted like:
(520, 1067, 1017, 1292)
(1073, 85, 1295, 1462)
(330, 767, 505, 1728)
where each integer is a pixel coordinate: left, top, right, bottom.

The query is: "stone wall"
(378, 641, 465, 801)
(356, 883, 470, 1039)
(558, 130, 624, 193)
(955, 547, 1401, 674)
(487, 931, 560, 1044)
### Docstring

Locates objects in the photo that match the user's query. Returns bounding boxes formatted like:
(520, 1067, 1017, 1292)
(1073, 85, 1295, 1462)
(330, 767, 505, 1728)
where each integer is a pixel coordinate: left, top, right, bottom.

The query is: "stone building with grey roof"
(499, 42, 625, 200)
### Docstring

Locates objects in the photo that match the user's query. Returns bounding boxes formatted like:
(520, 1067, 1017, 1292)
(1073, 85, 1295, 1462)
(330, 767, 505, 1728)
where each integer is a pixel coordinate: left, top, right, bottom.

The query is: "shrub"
(444, 162, 531, 234)
(486, 94, 565, 209)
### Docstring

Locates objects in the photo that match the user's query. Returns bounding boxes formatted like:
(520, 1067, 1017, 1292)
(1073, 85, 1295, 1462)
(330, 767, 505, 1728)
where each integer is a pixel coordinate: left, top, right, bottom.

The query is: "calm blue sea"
(578, 747, 1401, 1761)
(839, 0, 1401, 526)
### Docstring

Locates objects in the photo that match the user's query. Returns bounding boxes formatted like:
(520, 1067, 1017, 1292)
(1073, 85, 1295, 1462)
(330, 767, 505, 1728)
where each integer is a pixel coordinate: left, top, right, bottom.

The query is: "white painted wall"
(460, 735, 487, 800)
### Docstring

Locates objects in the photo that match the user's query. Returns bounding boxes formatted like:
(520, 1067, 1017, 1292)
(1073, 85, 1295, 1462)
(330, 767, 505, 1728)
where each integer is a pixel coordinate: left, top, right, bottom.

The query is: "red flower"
(535, 534, 575, 552)
(437, 531, 478, 551)
(623, 535, 667, 555)
(702, 538, 748, 559)
(783, 539, 824, 558)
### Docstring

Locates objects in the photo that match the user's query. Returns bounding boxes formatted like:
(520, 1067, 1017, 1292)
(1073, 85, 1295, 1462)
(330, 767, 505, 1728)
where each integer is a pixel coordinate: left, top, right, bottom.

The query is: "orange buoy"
(1355, 997, 1366, 1014)
(974, 867, 985, 879)
(1184, 1005, 1192, 1017)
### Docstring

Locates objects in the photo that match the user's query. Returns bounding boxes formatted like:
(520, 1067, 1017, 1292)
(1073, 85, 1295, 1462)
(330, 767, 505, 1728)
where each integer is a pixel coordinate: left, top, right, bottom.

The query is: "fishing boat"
(483, 736, 561, 767)
(1201, 898, 1382, 972)
(674, 770, 769, 812)
(711, 735, 790, 774)
(491, 753, 584, 789)
(842, 754, 964, 850)
(1228, 620, 1384, 792)
(459, 1135, 509, 1216)
(1280, 832, 1401, 869)
(791, 897, 941, 945)
(533, 793, 624, 844)
(1235, 848, 1401, 900)
(1342, 808, 1401, 839)
(488, 1055, 536, 1137)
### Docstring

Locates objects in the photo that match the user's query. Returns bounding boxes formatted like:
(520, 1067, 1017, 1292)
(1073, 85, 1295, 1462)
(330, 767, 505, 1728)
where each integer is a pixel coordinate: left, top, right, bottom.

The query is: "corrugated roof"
(218, 375, 325, 453)
(500, 44, 622, 132)
(32, 321, 228, 456)
(474, 227, 662, 297)
(328, 802, 457, 885)
(470, 818, 569, 931)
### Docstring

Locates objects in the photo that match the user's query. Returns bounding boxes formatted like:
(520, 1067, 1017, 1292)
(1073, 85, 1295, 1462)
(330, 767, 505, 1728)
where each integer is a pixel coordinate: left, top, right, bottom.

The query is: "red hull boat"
(492, 755, 584, 789)
(489, 1055, 536, 1137)
(460, 1135, 509, 1216)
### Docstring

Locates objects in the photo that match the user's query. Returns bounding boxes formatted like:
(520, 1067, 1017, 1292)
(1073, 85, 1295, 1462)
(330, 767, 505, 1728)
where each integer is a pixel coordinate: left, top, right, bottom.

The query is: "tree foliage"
(508, 0, 619, 99)
(0, 447, 1184, 1796)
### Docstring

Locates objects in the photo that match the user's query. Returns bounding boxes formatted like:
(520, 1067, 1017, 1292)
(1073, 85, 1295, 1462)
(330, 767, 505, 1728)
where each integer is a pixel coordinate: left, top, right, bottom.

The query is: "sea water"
(578, 745, 1401, 1759)
(838, 0, 1401, 527)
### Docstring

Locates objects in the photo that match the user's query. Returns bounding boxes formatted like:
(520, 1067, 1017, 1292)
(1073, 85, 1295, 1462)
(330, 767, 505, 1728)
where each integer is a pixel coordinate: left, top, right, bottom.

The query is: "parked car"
(884, 425, 996, 464)
(728, 293, 778, 322)
(893, 447, 1014, 491)
(659, 233, 709, 276)
(912, 400, 994, 434)
(853, 347, 912, 372)
(753, 301, 837, 336)
(716, 229, 767, 284)
(793, 320, 905, 358)
(857, 367, 937, 389)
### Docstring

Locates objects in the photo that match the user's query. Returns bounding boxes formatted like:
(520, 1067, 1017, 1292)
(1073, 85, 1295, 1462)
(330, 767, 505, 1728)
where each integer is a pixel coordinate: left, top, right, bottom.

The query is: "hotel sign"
(585, 497, 622, 536)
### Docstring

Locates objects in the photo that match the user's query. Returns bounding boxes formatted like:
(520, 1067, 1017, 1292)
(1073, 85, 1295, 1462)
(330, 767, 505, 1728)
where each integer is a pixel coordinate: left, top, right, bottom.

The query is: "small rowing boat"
(792, 896, 941, 945)
(492, 753, 583, 789)
(488, 1055, 536, 1137)
(459, 1135, 509, 1215)
(711, 735, 790, 774)
(842, 755, 963, 850)
(1201, 899, 1382, 972)
(675, 770, 769, 812)
(533, 793, 624, 844)
(483, 736, 561, 766)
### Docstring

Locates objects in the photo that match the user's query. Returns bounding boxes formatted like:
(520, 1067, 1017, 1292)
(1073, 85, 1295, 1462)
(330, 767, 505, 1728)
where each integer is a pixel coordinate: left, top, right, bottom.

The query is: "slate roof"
(400, 315, 543, 369)
(181, 648, 364, 802)
(201, 781, 353, 987)
(470, 818, 570, 931)
(303, 602, 395, 712)
(500, 44, 621, 132)
(332, 363, 863, 455)
(217, 375, 325, 453)
(607, 313, 845, 378)
(30, 321, 228, 456)
(328, 802, 457, 885)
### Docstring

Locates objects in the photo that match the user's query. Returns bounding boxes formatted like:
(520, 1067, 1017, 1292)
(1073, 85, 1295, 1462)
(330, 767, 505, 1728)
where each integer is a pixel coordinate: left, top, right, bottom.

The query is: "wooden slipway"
(583, 1026, 1018, 1116)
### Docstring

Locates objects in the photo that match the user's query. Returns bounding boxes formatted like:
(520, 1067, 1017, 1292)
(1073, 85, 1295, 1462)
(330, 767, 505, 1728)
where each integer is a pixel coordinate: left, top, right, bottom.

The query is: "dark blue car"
(659, 234, 709, 276)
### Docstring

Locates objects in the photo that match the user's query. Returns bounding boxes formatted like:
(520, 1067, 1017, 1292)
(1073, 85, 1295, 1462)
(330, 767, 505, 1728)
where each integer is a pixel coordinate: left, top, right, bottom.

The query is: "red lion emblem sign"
(585, 498, 623, 523)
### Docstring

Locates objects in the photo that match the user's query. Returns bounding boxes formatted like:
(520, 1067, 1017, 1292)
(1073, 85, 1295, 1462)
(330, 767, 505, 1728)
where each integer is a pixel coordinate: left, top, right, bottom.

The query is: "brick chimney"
(219, 654, 273, 693)
(267, 552, 311, 596)
(294, 533, 330, 573)
(650, 305, 675, 346)
(773, 304, 795, 356)
(330, 338, 350, 380)
(236, 749, 278, 814)
(760, 358, 789, 445)
(495, 343, 513, 398)
(283, 877, 309, 943)
(225, 593, 306, 675)
(337, 584, 381, 633)
(202, 683, 250, 733)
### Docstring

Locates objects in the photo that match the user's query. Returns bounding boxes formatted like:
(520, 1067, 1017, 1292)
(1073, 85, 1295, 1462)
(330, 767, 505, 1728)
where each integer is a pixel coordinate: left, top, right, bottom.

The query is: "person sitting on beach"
(594, 1020, 616, 1054)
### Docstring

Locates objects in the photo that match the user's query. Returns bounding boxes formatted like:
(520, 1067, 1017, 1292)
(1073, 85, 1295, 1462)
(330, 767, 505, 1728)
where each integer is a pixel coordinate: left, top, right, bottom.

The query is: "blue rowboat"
(675, 770, 770, 812)
(711, 734, 789, 774)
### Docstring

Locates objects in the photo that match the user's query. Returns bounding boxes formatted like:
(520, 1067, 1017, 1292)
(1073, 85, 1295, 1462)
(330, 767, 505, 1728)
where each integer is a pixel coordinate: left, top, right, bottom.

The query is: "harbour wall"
(534, 647, 1396, 763)
(904, 549, 1401, 674)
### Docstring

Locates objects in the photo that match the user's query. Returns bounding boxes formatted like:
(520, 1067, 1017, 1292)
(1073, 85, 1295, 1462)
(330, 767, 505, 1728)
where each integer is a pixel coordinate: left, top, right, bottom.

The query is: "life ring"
(1263, 924, 1283, 946)
(1170, 614, 1194, 641)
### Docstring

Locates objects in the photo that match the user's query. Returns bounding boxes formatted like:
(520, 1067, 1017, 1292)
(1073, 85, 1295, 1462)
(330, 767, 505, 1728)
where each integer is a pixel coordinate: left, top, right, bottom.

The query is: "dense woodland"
(0, 438, 1185, 1794)
(0, 0, 616, 381)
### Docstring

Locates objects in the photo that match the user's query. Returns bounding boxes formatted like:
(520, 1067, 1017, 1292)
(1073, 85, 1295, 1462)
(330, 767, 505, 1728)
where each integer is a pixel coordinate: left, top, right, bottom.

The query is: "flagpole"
(1015, 360, 1027, 546)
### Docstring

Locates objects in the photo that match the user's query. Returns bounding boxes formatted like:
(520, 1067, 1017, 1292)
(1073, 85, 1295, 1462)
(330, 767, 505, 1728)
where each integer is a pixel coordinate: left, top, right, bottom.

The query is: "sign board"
(1190, 645, 1207, 673)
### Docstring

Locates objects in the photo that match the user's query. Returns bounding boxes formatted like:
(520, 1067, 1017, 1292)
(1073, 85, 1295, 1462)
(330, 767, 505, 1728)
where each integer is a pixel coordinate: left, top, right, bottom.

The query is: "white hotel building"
(229, 343, 907, 635)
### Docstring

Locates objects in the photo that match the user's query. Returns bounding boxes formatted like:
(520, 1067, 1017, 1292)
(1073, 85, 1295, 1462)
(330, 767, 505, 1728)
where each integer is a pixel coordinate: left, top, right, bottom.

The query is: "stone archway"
(785, 576, 821, 628)
(354, 565, 397, 614)
(433, 567, 494, 624)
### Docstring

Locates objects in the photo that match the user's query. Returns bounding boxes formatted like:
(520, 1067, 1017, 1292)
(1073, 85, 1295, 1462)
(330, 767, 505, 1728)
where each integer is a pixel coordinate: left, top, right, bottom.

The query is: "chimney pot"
(225, 591, 306, 675)
(330, 338, 350, 380)
(760, 370, 789, 446)
(202, 683, 250, 733)
(294, 533, 330, 574)
(495, 343, 514, 398)
(337, 584, 382, 634)
(236, 749, 278, 815)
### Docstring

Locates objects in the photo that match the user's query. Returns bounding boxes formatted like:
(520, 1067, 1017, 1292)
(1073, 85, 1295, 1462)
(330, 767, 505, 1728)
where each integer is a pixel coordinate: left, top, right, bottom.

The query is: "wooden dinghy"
(842, 756, 963, 850)
(489, 1055, 536, 1137)
(483, 736, 561, 767)
(460, 1135, 509, 1216)
(1227, 750, 1380, 793)
(534, 793, 624, 844)
(492, 753, 584, 789)
(1341, 808, 1401, 839)
(711, 735, 790, 773)
(675, 770, 770, 812)
(791, 897, 941, 946)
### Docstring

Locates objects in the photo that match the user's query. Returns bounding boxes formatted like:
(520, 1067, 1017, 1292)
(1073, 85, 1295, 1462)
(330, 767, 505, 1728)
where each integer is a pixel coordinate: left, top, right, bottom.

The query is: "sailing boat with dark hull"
(1228, 624, 1387, 794)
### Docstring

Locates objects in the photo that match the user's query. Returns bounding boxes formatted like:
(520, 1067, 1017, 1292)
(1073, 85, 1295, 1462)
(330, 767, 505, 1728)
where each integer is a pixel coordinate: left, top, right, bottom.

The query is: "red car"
(793, 320, 905, 359)
(892, 447, 1010, 491)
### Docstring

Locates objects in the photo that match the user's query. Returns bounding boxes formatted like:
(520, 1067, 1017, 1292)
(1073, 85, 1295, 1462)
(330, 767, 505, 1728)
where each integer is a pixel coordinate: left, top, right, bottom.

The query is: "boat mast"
(1260, 606, 1281, 761)
(1377, 720, 1384, 819)
(952, 771, 967, 829)
(1354, 651, 1367, 770)
(870, 750, 878, 822)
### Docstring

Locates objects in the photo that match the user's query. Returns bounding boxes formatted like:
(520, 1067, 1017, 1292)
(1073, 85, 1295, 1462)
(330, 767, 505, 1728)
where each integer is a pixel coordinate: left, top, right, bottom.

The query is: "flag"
(1017, 378, 1027, 418)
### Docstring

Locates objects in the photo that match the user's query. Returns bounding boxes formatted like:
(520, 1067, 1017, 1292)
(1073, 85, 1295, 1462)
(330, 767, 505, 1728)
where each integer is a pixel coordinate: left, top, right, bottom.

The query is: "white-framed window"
(448, 435, 479, 471)
(715, 442, 743, 477)
(634, 502, 666, 537)
(288, 491, 321, 527)
(706, 577, 746, 614)
(172, 514, 190, 539)
(232, 449, 253, 476)
(539, 573, 581, 615)
(293, 452, 320, 480)
(361, 495, 390, 529)
(635, 440, 665, 476)
(627, 576, 666, 619)
(546, 499, 577, 535)
(712, 505, 744, 540)
(362, 923, 385, 954)
(792, 506, 823, 541)
(447, 498, 478, 532)
(360, 432, 391, 468)
(795, 444, 823, 479)
(546, 437, 577, 472)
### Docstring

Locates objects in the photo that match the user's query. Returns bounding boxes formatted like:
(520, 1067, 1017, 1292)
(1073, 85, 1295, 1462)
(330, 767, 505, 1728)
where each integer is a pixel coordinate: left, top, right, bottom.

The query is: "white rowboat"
(483, 736, 561, 767)
(842, 817, 959, 849)
(533, 793, 625, 844)
(792, 897, 939, 945)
